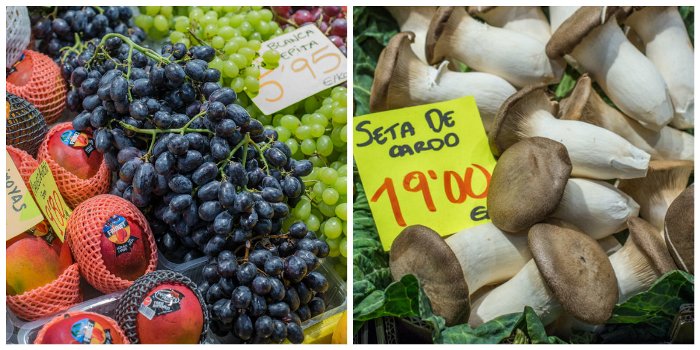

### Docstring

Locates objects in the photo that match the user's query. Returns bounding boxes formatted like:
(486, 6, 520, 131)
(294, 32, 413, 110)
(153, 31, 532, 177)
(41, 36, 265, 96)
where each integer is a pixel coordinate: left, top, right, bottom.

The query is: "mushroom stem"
(469, 260, 563, 327)
(552, 179, 640, 240)
(370, 32, 516, 132)
(560, 75, 694, 161)
(564, 15, 674, 130)
(626, 7, 694, 129)
(470, 6, 551, 44)
(608, 239, 658, 302)
(522, 109, 650, 179)
(549, 6, 580, 32)
(445, 223, 531, 295)
(385, 7, 436, 63)
(598, 236, 622, 256)
(428, 7, 564, 88)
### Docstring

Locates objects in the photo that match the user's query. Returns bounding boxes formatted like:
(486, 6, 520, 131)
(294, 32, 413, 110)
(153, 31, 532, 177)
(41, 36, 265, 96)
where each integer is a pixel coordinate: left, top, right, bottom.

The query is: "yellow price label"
(353, 97, 497, 251)
(29, 161, 71, 242)
(6, 151, 44, 240)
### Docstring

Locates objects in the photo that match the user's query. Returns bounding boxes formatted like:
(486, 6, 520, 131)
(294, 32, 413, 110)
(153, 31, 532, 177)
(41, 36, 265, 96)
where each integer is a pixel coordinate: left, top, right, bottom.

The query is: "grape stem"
(218, 133, 251, 178)
(251, 142, 271, 176)
(89, 33, 170, 67)
(179, 110, 207, 135)
(59, 33, 84, 64)
(117, 120, 213, 135)
(93, 6, 104, 14)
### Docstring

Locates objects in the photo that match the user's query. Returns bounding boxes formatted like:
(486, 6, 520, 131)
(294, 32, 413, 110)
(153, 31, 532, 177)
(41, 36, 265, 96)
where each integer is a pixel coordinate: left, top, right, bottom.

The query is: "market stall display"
(6, 5, 347, 345)
(353, 6, 694, 344)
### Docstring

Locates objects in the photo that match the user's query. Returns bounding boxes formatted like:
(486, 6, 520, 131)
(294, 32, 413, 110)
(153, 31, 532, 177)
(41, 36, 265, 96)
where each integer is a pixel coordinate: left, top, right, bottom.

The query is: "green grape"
(337, 165, 348, 177)
(239, 21, 254, 37)
(274, 126, 291, 142)
(222, 60, 239, 78)
(260, 9, 273, 21)
(203, 23, 218, 38)
(134, 15, 153, 31)
(295, 125, 311, 140)
(318, 202, 337, 218)
(309, 113, 328, 127)
(294, 198, 311, 220)
(324, 218, 343, 239)
(189, 7, 204, 21)
(218, 26, 236, 40)
(312, 182, 326, 199)
(262, 50, 281, 67)
(316, 135, 333, 156)
(238, 47, 256, 62)
(211, 36, 225, 49)
(244, 76, 259, 93)
(230, 77, 245, 93)
(319, 167, 338, 185)
(332, 107, 347, 125)
(153, 15, 169, 32)
(229, 14, 245, 27)
(257, 114, 272, 126)
(300, 139, 316, 155)
(173, 16, 189, 32)
(223, 41, 239, 55)
(334, 177, 347, 195)
(144, 6, 160, 16)
(310, 124, 326, 138)
(160, 6, 173, 17)
(335, 203, 347, 221)
(284, 139, 299, 155)
(305, 214, 321, 232)
(340, 125, 347, 143)
(244, 66, 260, 79)
(169, 31, 185, 43)
(322, 188, 339, 205)
(217, 17, 230, 27)
(229, 53, 247, 68)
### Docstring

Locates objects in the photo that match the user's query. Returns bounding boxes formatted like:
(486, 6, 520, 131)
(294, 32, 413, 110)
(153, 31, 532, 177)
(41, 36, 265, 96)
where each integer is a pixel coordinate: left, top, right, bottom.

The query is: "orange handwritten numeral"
(444, 164, 491, 203)
(403, 171, 436, 212)
(311, 45, 341, 73)
(259, 65, 285, 102)
(370, 177, 406, 227)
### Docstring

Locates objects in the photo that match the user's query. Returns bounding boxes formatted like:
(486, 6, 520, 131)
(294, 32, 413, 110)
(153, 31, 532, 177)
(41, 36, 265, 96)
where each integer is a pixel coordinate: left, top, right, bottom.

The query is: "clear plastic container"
(15, 261, 346, 344)
(156, 250, 207, 282)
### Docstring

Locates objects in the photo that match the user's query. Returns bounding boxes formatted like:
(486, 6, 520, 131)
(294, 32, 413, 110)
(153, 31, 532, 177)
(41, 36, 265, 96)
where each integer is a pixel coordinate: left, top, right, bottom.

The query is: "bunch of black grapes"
(68, 35, 329, 343)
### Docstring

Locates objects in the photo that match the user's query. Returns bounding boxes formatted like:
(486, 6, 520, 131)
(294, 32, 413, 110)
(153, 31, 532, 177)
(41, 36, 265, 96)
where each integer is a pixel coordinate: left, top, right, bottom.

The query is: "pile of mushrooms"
(375, 6, 694, 337)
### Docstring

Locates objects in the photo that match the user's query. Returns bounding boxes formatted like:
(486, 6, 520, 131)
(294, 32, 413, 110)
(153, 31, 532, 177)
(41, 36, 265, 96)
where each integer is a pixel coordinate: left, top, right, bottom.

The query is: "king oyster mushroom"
(617, 160, 693, 231)
(626, 6, 694, 129)
(547, 6, 674, 131)
(559, 75, 694, 161)
(549, 6, 580, 32)
(609, 217, 677, 303)
(488, 137, 639, 238)
(490, 85, 650, 180)
(469, 222, 618, 326)
(426, 6, 564, 88)
(369, 31, 516, 132)
(384, 7, 436, 62)
(390, 223, 531, 326)
(467, 6, 551, 43)
(664, 184, 694, 274)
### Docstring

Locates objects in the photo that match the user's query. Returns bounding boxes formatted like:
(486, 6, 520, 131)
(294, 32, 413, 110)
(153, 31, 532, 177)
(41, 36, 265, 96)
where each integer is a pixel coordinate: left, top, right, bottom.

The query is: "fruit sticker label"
(103, 215, 138, 256)
(60, 130, 96, 156)
(138, 289, 185, 320)
(354, 97, 497, 251)
(29, 161, 71, 242)
(70, 318, 113, 344)
(252, 24, 347, 115)
(6, 151, 45, 240)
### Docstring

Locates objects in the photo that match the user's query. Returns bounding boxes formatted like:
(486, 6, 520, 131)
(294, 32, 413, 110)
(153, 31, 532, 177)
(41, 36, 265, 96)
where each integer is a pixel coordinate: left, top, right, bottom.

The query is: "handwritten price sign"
(252, 25, 347, 115)
(29, 161, 72, 242)
(354, 97, 497, 251)
(6, 151, 44, 240)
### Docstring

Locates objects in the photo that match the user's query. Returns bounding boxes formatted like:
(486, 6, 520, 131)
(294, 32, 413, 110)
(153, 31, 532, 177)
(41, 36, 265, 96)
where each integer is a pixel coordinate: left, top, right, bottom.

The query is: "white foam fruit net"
(7, 6, 31, 68)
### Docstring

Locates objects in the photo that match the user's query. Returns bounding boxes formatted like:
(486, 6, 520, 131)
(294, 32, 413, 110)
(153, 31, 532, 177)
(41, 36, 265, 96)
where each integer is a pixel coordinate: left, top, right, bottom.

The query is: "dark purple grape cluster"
(30, 6, 146, 60)
(67, 34, 327, 343)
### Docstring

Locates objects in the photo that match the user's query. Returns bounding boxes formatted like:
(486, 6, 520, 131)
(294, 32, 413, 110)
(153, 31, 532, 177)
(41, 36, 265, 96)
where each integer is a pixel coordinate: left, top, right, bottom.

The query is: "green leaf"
(599, 270, 694, 343)
(438, 313, 522, 344)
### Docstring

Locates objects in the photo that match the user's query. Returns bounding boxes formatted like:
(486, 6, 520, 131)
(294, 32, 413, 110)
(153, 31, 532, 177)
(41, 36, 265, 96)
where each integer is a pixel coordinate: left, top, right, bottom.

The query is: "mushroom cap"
(528, 223, 618, 324)
(467, 6, 496, 15)
(425, 6, 455, 65)
(546, 6, 624, 59)
(664, 184, 694, 274)
(389, 225, 470, 326)
(628, 216, 678, 274)
(369, 32, 415, 113)
(558, 74, 593, 122)
(489, 84, 557, 156)
(487, 137, 572, 233)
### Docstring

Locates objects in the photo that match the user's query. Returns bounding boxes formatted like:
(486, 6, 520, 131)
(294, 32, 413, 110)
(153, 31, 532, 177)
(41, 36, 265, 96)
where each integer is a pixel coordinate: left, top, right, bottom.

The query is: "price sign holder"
(252, 25, 347, 115)
(29, 161, 72, 242)
(353, 97, 497, 251)
(6, 151, 44, 240)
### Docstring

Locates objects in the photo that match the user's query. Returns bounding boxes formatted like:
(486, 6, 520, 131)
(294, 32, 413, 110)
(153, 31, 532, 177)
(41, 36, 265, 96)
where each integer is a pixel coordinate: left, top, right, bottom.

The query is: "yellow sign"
(252, 25, 347, 115)
(6, 151, 44, 240)
(29, 161, 71, 242)
(353, 97, 496, 251)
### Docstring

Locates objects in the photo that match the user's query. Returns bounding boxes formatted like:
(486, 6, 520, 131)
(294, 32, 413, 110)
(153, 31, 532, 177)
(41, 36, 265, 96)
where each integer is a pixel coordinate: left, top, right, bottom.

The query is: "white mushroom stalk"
(547, 8, 674, 131)
(626, 7, 694, 129)
(385, 7, 436, 63)
(445, 222, 531, 295)
(560, 75, 694, 161)
(552, 179, 640, 240)
(427, 7, 564, 88)
(470, 260, 563, 327)
(370, 32, 516, 132)
(549, 6, 580, 32)
(608, 240, 659, 303)
(469, 6, 551, 44)
(491, 86, 651, 180)
(598, 236, 622, 256)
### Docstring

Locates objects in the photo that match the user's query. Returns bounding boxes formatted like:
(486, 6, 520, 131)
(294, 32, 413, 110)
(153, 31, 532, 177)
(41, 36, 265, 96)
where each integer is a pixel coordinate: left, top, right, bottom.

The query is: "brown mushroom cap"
(546, 6, 624, 59)
(628, 217, 678, 274)
(467, 6, 496, 16)
(389, 225, 470, 326)
(528, 223, 618, 324)
(664, 184, 694, 274)
(489, 84, 557, 156)
(558, 74, 594, 122)
(369, 32, 415, 113)
(425, 6, 455, 65)
(487, 137, 572, 233)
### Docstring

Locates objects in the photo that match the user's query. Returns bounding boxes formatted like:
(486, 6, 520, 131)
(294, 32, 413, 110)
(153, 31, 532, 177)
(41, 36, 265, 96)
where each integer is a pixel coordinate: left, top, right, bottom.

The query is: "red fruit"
(272, 6, 291, 17)
(323, 6, 341, 17)
(47, 129, 102, 179)
(293, 10, 314, 25)
(99, 214, 150, 281)
(135, 283, 205, 344)
(6, 53, 33, 86)
(6, 234, 70, 296)
(36, 312, 127, 344)
(328, 35, 344, 48)
(330, 18, 347, 38)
